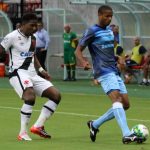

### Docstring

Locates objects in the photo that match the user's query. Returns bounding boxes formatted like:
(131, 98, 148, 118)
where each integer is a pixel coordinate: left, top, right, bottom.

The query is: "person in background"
(113, 25, 119, 43)
(75, 5, 145, 144)
(63, 24, 78, 81)
(140, 51, 150, 85)
(16, 22, 21, 29)
(124, 37, 147, 83)
(114, 40, 125, 74)
(34, 21, 50, 71)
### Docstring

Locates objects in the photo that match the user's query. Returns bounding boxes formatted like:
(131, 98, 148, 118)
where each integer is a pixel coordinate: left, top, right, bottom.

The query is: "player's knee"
(43, 87, 61, 104)
(51, 92, 61, 104)
(22, 88, 36, 105)
(123, 103, 130, 110)
(24, 100, 35, 106)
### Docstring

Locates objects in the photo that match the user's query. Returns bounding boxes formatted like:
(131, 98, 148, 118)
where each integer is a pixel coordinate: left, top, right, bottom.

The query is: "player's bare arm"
(75, 45, 91, 70)
(34, 54, 51, 80)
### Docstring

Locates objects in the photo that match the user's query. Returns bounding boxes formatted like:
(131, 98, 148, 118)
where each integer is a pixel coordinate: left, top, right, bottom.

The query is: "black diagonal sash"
(19, 35, 36, 70)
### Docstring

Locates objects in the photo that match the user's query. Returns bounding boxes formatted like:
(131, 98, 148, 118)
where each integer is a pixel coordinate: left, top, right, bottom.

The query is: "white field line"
(1, 88, 150, 101)
(0, 106, 150, 123)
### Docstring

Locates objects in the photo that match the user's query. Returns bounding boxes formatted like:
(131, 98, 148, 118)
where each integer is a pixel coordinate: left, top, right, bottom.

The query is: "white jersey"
(1, 29, 37, 76)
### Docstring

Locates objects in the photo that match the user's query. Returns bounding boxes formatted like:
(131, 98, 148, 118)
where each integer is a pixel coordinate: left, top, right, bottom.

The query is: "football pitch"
(0, 77, 150, 150)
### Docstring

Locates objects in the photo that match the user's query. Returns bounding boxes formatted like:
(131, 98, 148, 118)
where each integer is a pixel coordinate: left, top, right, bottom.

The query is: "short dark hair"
(98, 5, 113, 14)
(21, 13, 37, 24)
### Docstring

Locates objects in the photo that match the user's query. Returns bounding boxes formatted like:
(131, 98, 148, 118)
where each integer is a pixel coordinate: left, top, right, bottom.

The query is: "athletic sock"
(113, 102, 131, 136)
(34, 100, 58, 127)
(66, 65, 71, 79)
(20, 103, 33, 135)
(71, 64, 76, 79)
(92, 108, 114, 129)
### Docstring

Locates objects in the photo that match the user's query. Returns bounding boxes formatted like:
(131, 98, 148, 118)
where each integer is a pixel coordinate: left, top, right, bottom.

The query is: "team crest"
(24, 80, 29, 85)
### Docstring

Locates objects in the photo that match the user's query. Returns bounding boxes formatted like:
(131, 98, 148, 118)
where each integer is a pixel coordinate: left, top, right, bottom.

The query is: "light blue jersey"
(79, 24, 119, 79)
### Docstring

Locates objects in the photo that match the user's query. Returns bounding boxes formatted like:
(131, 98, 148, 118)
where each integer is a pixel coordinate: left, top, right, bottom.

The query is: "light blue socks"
(112, 102, 131, 136)
(93, 108, 114, 129)
(92, 102, 131, 136)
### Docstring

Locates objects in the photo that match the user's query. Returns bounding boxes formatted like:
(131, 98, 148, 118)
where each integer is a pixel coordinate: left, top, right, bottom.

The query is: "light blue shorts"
(97, 72, 127, 95)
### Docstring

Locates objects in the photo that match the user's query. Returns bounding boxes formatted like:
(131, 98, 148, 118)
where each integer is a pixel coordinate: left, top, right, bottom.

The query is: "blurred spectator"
(0, 2, 9, 12)
(110, 24, 119, 43)
(63, 24, 78, 81)
(140, 51, 150, 86)
(113, 25, 119, 43)
(114, 40, 125, 73)
(16, 23, 21, 29)
(124, 37, 147, 83)
(34, 21, 50, 72)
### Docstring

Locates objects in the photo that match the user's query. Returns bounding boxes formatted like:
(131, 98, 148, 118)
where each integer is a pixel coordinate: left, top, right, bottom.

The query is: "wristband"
(38, 67, 44, 73)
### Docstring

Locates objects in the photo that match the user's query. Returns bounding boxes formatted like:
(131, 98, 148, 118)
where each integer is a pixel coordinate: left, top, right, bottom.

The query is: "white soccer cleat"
(17, 132, 32, 141)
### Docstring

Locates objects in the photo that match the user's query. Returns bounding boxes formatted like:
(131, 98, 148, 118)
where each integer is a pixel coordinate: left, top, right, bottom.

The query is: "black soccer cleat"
(87, 120, 99, 142)
(122, 133, 145, 144)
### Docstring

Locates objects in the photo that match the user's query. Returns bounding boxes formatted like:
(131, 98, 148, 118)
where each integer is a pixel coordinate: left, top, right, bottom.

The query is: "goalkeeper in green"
(63, 24, 78, 81)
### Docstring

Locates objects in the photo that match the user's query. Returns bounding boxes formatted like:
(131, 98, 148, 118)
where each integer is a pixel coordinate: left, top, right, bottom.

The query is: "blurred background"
(1, 0, 150, 79)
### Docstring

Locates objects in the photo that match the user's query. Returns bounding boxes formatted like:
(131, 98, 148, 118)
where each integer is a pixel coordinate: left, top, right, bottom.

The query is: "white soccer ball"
(131, 124, 149, 141)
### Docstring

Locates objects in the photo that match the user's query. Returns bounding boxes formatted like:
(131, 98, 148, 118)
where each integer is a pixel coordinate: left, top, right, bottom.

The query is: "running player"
(0, 13, 61, 141)
(75, 5, 145, 144)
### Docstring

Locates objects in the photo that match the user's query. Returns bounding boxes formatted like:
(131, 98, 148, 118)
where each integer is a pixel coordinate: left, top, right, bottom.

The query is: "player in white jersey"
(0, 13, 61, 141)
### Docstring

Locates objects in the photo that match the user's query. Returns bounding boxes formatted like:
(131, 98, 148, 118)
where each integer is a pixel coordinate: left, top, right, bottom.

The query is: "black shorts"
(125, 59, 138, 67)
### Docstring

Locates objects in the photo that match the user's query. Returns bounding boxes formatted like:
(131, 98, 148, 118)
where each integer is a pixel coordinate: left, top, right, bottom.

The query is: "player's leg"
(64, 51, 71, 81)
(88, 73, 117, 142)
(30, 76, 61, 138)
(9, 70, 35, 141)
(109, 74, 144, 143)
(65, 65, 71, 80)
(70, 64, 76, 81)
(70, 51, 76, 81)
(140, 63, 149, 85)
(92, 94, 129, 130)
(92, 73, 122, 129)
(88, 73, 139, 143)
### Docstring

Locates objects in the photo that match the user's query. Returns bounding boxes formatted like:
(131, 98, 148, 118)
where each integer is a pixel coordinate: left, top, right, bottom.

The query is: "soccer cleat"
(122, 133, 145, 144)
(87, 120, 99, 142)
(30, 126, 51, 138)
(17, 132, 32, 141)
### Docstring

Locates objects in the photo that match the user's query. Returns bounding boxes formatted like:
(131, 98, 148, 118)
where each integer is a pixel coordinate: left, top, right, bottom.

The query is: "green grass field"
(0, 77, 150, 150)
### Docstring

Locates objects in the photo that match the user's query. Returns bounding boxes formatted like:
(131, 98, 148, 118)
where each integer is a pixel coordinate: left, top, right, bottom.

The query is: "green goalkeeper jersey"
(63, 32, 77, 50)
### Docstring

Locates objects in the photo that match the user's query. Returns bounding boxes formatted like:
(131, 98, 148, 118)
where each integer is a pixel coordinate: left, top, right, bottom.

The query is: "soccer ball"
(131, 124, 149, 141)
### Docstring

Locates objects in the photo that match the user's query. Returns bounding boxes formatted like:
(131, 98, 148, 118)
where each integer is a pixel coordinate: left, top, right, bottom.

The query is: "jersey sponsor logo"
(64, 40, 70, 43)
(101, 43, 114, 49)
(20, 51, 34, 58)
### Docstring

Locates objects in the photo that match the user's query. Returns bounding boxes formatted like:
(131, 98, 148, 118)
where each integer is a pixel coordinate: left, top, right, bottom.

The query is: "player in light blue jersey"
(75, 5, 145, 144)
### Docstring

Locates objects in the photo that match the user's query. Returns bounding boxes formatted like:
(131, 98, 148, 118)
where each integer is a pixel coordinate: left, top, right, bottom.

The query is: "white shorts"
(9, 69, 53, 98)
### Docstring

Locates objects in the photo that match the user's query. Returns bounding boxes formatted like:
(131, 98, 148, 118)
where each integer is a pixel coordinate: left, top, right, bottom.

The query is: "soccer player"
(75, 5, 144, 144)
(63, 24, 78, 81)
(0, 13, 61, 141)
